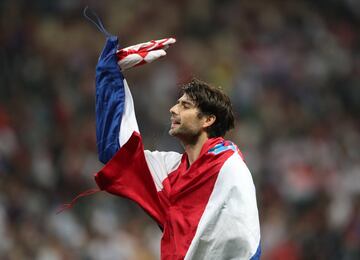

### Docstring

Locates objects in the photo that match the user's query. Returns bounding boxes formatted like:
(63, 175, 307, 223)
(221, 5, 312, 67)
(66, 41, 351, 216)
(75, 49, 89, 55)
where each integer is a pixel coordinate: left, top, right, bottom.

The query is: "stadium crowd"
(0, 0, 359, 259)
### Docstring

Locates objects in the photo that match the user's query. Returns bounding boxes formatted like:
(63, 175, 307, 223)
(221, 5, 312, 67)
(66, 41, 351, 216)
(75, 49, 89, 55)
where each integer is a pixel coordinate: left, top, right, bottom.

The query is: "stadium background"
(0, 0, 359, 259)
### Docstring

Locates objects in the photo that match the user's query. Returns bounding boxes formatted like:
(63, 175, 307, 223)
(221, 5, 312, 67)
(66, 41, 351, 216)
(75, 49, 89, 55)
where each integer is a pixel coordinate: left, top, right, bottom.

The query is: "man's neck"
(183, 132, 209, 166)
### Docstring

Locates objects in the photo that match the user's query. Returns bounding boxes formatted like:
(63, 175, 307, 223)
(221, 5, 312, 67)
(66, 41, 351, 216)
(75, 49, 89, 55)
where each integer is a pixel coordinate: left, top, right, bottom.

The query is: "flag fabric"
(117, 38, 176, 70)
(94, 36, 261, 260)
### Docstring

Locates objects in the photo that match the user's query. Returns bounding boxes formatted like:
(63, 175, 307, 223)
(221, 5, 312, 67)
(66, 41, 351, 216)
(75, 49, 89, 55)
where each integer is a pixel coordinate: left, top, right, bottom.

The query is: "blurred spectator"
(0, 0, 359, 259)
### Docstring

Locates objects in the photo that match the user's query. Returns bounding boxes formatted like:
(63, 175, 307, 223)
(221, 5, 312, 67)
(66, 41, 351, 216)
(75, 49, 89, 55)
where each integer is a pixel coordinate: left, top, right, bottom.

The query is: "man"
(94, 35, 261, 260)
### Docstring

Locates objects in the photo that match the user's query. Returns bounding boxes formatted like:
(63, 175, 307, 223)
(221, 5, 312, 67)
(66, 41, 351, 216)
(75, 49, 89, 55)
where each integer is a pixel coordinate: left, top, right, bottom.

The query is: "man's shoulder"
(206, 138, 246, 163)
(207, 139, 237, 155)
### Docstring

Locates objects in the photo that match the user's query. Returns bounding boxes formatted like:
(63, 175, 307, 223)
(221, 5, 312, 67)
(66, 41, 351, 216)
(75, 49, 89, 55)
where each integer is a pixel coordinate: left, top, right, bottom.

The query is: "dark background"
(0, 0, 359, 259)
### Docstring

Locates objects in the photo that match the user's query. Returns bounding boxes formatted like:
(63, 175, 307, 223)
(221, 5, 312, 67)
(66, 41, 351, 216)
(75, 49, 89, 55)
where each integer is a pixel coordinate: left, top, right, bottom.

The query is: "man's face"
(169, 94, 207, 140)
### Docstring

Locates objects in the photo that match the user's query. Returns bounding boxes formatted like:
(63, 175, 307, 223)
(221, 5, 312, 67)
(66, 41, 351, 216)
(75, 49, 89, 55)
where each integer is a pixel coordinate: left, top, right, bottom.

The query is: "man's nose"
(170, 104, 177, 115)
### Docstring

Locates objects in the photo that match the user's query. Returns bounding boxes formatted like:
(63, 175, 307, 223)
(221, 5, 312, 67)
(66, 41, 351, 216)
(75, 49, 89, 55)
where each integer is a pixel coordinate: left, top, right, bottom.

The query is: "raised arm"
(95, 36, 138, 164)
(94, 36, 180, 226)
(95, 36, 176, 164)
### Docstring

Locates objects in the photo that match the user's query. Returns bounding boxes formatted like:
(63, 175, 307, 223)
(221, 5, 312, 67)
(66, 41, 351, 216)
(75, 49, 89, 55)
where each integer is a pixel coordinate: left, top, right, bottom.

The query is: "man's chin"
(168, 128, 177, 136)
(169, 126, 183, 137)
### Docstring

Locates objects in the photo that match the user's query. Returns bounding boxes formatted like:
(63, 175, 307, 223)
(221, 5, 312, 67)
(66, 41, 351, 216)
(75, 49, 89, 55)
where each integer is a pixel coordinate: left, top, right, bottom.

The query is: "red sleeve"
(94, 132, 166, 227)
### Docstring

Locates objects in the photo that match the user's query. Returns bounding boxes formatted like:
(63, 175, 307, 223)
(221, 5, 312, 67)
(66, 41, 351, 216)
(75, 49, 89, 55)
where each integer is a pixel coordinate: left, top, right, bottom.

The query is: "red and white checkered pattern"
(116, 38, 176, 70)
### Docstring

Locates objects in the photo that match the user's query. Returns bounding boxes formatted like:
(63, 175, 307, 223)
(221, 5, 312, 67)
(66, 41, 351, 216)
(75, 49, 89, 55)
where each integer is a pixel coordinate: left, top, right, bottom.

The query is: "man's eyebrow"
(178, 99, 195, 106)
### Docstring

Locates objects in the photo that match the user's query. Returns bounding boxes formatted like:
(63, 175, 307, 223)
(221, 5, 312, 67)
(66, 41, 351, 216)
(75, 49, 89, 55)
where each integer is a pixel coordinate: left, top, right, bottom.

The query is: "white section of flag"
(118, 79, 140, 147)
(185, 152, 261, 260)
(144, 150, 182, 191)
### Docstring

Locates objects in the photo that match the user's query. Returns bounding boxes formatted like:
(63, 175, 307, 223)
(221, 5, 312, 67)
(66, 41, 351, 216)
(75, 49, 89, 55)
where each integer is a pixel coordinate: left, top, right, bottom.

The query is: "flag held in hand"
(116, 38, 176, 70)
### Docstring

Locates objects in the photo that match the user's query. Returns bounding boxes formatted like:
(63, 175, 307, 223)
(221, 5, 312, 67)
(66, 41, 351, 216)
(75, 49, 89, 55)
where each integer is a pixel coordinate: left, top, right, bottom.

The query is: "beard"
(169, 123, 201, 144)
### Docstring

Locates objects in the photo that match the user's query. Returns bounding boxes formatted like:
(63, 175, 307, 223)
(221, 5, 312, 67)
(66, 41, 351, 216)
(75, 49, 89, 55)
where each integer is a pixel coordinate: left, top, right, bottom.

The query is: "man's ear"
(203, 115, 216, 128)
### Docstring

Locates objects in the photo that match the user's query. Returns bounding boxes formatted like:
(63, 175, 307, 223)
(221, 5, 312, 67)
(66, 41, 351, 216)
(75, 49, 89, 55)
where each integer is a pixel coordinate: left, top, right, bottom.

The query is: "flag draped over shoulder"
(94, 36, 261, 260)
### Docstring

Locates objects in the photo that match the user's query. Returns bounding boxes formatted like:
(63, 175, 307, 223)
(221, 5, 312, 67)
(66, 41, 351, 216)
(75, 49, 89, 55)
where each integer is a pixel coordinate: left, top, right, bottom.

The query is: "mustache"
(170, 117, 181, 123)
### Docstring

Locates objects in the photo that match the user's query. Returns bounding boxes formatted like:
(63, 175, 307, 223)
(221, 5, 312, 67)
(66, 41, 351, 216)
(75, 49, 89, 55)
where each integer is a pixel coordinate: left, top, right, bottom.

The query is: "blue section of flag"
(207, 142, 237, 155)
(250, 243, 261, 260)
(95, 36, 124, 164)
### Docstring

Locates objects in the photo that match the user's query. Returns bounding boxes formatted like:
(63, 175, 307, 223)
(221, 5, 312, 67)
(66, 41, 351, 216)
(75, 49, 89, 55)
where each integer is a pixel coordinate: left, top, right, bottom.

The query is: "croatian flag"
(94, 36, 261, 260)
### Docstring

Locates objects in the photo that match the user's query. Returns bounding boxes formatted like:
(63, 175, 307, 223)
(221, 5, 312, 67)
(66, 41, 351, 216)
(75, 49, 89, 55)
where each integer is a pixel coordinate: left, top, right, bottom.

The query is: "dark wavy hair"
(181, 78, 235, 138)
